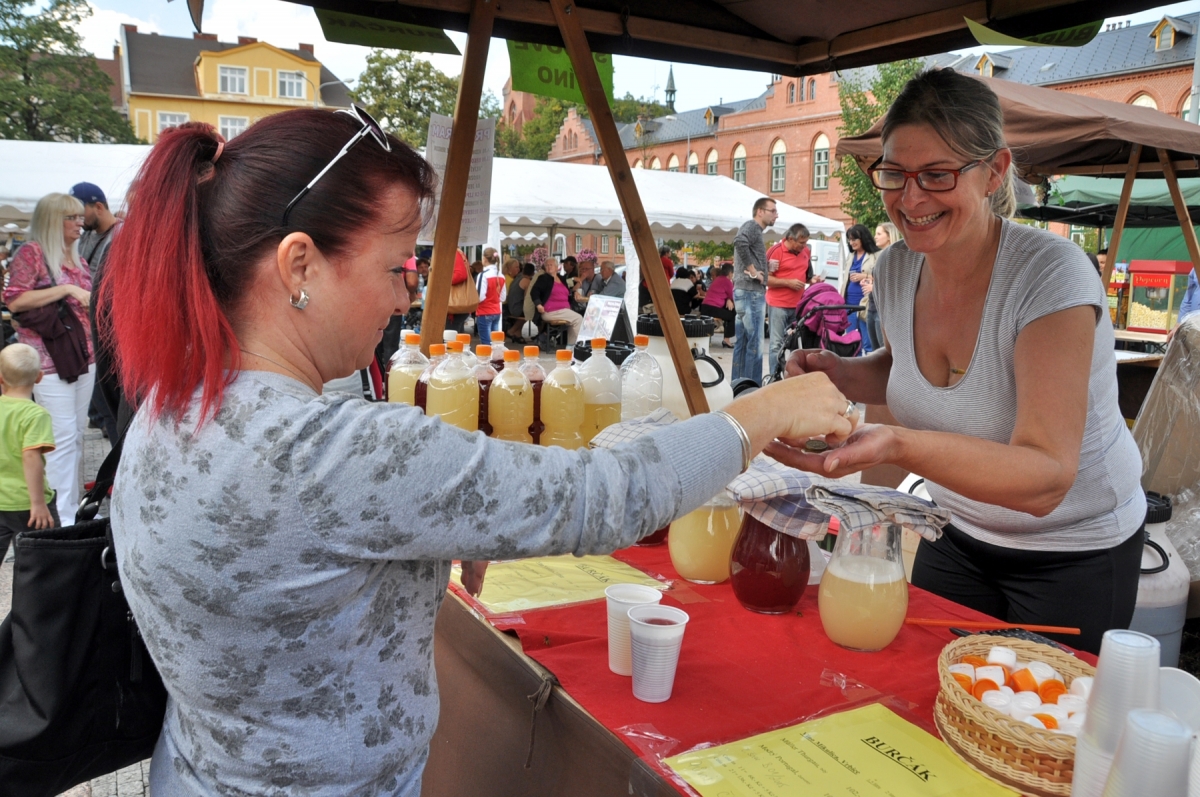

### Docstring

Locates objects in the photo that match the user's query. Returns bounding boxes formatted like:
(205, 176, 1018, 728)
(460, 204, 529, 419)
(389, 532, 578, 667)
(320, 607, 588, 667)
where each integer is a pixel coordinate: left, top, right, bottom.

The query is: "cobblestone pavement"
(0, 428, 151, 797)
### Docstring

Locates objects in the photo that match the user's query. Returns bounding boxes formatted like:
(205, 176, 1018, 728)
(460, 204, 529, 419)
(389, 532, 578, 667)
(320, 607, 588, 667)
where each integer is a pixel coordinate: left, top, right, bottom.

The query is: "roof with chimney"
(619, 92, 767, 148)
(122, 28, 352, 106)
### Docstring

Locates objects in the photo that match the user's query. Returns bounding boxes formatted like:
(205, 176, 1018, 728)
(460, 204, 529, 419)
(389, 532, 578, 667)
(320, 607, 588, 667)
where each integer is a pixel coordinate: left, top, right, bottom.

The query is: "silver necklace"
(238, 349, 309, 385)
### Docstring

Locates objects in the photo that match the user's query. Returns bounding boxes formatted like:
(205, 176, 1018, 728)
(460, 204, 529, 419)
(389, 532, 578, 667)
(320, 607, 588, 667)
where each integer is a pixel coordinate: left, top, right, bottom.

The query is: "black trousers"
(911, 522, 1144, 655)
(0, 502, 60, 562)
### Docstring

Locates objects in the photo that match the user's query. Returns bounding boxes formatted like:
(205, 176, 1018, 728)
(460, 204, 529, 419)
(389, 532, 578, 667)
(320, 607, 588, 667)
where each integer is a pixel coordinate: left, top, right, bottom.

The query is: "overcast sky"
(78, 0, 1197, 112)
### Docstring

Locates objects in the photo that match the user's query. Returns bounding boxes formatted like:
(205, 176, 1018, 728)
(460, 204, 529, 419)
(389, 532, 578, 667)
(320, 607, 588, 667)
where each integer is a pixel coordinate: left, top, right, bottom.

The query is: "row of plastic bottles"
(387, 331, 664, 447)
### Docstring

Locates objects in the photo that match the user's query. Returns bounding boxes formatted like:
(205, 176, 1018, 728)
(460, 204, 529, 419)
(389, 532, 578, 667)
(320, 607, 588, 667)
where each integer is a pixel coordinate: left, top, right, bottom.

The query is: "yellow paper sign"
(452, 554, 664, 614)
(665, 703, 1016, 797)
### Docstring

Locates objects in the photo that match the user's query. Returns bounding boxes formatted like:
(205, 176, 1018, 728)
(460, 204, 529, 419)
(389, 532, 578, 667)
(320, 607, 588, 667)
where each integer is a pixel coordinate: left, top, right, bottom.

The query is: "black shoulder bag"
(0, 433, 167, 797)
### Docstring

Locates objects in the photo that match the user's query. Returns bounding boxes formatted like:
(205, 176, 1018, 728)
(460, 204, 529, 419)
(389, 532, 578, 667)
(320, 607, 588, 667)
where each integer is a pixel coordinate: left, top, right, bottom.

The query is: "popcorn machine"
(1127, 260, 1195, 333)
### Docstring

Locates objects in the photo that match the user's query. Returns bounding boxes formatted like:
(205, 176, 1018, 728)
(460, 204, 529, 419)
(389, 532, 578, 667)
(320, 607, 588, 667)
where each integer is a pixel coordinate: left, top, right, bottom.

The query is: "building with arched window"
(812, 134, 830, 191)
(731, 144, 747, 184)
(687, 151, 700, 173)
(705, 149, 718, 175)
(667, 153, 680, 172)
(770, 139, 786, 193)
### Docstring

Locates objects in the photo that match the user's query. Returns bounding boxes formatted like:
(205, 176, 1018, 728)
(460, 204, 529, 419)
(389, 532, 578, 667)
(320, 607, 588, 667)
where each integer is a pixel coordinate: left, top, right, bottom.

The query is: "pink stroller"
(766, 282, 863, 382)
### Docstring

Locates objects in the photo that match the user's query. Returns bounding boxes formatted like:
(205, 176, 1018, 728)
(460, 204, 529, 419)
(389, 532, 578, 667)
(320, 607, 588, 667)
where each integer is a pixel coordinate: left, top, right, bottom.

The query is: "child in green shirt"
(0, 343, 57, 562)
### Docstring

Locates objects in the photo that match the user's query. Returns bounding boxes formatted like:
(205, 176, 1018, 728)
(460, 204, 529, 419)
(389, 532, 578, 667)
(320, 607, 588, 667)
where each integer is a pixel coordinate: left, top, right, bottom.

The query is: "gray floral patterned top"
(111, 370, 740, 796)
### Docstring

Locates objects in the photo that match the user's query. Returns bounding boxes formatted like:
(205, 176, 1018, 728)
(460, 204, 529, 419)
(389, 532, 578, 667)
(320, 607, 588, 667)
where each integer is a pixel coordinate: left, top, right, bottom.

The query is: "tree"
(352, 49, 459, 148)
(833, 59, 926, 229)
(0, 0, 138, 142)
(493, 91, 667, 161)
(610, 93, 669, 124)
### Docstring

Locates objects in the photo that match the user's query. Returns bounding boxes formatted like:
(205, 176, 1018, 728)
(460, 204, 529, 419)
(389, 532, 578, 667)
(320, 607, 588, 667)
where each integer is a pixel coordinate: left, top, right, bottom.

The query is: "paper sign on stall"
(418, 113, 495, 246)
(578, 294, 624, 340)
(664, 703, 1016, 797)
(451, 554, 664, 614)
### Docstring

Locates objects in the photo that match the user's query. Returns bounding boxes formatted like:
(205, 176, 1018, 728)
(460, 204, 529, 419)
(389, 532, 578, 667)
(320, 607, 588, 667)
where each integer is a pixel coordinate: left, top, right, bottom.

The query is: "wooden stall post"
(547, 0, 710, 416)
(420, 0, 495, 355)
(1101, 143, 1141, 288)
(1159, 147, 1200, 278)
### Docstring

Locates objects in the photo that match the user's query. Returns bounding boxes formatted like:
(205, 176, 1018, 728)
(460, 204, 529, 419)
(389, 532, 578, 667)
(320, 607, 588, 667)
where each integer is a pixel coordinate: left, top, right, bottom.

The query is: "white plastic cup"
(628, 604, 689, 703)
(605, 584, 663, 676)
(1072, 732, 1116, 797)
(1100, 709, 1191, 797)
(1188, 728, 1200, 797)
(1081, 630, 1162, 754)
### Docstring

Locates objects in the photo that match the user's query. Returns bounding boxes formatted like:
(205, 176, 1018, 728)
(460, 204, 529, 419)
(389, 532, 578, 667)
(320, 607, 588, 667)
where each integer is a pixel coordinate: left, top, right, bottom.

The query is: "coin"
(804, 439, 830, 453)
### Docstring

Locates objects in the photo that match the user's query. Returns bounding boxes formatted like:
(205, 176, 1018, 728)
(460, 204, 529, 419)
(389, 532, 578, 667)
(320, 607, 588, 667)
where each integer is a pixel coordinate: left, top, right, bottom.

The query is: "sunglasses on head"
(281, 104, 391, 227)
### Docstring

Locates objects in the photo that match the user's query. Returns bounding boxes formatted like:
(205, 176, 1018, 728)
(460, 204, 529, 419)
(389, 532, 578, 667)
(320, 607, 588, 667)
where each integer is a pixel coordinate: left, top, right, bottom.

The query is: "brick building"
(536, 12, 1200, 262)
(500, 76, 538, 135)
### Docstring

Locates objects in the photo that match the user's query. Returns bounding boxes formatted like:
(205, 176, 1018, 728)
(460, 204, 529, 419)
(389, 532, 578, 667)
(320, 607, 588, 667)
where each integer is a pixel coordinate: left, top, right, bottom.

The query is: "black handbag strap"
(77, 428, 126, 524)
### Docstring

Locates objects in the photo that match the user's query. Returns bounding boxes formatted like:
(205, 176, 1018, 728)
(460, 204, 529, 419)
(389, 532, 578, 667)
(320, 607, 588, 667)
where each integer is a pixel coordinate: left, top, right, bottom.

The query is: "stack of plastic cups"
(1072, 630, 1162, 797)
(604, 584, 662, 676)
(628, 605, 690, 703)
(1100, 709, 1191, 797)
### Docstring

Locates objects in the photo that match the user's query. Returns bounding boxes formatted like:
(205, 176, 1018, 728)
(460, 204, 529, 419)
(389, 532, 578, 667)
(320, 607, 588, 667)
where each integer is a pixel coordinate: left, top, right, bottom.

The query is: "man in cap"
(69, 182, 122, 442)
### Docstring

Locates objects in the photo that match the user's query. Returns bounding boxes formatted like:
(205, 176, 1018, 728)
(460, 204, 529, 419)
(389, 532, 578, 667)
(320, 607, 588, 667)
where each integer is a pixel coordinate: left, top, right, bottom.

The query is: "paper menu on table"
(451, 554, 665, 614)
(664, 703, 1016, 797)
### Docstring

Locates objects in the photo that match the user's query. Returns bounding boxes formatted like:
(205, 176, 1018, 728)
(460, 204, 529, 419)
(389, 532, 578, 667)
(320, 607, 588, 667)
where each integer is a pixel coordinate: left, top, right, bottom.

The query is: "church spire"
(664, 65, 676, 112)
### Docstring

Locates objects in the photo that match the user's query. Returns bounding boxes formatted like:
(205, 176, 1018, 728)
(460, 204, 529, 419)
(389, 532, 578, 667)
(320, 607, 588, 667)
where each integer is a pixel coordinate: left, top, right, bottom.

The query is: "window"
(600, 235, 610, 254)
(706, 149, 718, 175)
(219, 116, 248, 139)
(1155, 23, 1176, 52)
(688, 152, 699, 174)
(667, 154, 679, 172)
(575, 234, 583, 252)
(807, 79, 816, 101)
(770, 140, 786, 193)
(553, 234, 566, 259)
(616, 237, 624, 254)
(279, 71, 306, 100)
(732, 144, 747, 184)
(509, 102, 517, 123)
(1069, 225, 1089, 247)
(650, 157, 661, 170)
(157, 111, 188, 133)
(812, 133, 830, 190)
(788, 82, 795, 103)
(1131, 93, 1158, 111)
(218, 65, 247, 94)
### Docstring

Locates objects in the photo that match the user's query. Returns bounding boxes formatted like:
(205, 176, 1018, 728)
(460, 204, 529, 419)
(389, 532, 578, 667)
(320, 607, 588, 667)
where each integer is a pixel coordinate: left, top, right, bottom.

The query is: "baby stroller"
(765, 282, 864, 383)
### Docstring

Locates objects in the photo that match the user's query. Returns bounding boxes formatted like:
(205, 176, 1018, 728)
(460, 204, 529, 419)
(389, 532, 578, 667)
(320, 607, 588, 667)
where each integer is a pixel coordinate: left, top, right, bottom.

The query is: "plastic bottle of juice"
(578, 338, 622, 445)
(387, 332, 428, 406)
(540, 350, 584, 450)
(474, 344, 498, 436)
(489, 351, 533, 443)
(518, 346, 546, 444)
(442, 330, 457, 346)
(489, 331, 507, 371)
(414, 343, 446, 414)
(619, 334, 663, 420)
(426, 341, 478, 431)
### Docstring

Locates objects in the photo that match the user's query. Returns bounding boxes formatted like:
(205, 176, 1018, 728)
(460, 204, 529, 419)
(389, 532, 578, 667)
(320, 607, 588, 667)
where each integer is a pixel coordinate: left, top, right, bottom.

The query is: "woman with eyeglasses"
(778, 69, 1145, 655)
(3, 193, 95, 524)
(838, 224, 879, 354)
(101, 109, 856, 795)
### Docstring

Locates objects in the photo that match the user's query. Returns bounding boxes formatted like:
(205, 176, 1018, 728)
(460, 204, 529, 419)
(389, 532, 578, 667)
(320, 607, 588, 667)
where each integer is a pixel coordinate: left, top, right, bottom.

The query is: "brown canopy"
(201, 0, 1166, 77)
(837, 74, 1200, 180)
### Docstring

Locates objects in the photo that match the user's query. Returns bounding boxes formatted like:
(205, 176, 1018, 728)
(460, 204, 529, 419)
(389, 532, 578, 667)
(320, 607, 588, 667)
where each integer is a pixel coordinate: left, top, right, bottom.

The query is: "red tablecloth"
(451, 544, 1094, 791)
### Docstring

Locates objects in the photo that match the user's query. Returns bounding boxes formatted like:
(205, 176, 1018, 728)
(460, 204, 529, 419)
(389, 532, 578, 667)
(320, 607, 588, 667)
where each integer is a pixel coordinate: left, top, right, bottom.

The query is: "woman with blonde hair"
(3, 192, 94, 524)
(863, 221, 903, 349)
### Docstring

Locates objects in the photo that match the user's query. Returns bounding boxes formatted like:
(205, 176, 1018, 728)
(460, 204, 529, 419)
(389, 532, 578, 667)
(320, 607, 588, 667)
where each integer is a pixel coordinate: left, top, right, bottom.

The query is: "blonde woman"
(3, 193, 95, 525)
(864, 221, 903, 349)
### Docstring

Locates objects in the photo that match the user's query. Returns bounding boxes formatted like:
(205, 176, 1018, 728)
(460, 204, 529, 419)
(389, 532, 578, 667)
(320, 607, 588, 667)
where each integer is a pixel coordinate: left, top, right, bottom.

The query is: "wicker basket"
(934, 634, 1095, 797)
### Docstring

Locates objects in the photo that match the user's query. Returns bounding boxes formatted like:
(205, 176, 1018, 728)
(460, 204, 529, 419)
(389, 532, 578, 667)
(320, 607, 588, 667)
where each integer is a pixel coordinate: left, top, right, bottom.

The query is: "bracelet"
(714, 410, 753, 473)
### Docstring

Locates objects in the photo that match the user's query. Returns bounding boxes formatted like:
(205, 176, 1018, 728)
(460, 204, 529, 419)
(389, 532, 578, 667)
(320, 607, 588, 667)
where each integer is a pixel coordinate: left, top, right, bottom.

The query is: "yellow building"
(118, 25, 352, 143)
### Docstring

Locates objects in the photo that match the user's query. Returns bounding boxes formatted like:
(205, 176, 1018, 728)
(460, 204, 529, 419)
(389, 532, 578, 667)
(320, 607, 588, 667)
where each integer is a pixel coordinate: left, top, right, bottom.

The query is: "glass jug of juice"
(730, 514, 810, 614)
(387, 332, 427, 406)
(668, 491, 741, 584)
(818, 523, 908, 652)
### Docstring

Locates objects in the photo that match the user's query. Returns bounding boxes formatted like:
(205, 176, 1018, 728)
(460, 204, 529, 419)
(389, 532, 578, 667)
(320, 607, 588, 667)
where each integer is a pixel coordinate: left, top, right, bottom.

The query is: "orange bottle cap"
(556, 350, 573, 361)
(476, 345, 491, 357)
(404, 332, 420, 345)
(447, 341, 464, 352)
(524, 346, 540, 357)
(634, 334, 650, 346)
(429, 343, 446, 356)
(457, 333, 471, 344)
(504, 350, 521, 362)
(490, 331, 505, 341)
(591, 338, 607, 348)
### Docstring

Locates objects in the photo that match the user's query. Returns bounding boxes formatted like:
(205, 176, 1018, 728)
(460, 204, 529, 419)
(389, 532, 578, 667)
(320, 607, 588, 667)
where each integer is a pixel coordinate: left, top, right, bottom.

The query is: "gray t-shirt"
(875, 219, 1144, 551)
(112, 371, 740, 796)
(733, 219, 767, 293)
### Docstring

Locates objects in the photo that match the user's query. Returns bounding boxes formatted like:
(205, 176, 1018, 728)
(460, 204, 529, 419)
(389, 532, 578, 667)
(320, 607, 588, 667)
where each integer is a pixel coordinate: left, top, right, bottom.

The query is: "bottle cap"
(524, 346, 539, 357)
(476, 345, 491, 357)
(457, 333, 471, 345)
(634, 334, 649, 347)
(447, 341, 464, 352)
(591, 338, 607, 349)
(504, 350, 521, 362)
(429, 343, 446, 356)
(490, 331, 505, 342)
(404, 332, 420, 345)
(556, 350, 573, 361)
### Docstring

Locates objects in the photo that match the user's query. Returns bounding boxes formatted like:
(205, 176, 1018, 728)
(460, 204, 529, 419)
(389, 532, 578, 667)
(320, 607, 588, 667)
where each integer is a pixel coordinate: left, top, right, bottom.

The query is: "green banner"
(507, 40, 613, 104)
(315, 9, 460, 55)
(966, 17, 1103, 48)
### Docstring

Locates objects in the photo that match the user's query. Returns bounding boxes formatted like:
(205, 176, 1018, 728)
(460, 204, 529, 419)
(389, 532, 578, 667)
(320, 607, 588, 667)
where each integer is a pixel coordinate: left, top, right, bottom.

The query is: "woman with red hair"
(102, 108, 855, 795)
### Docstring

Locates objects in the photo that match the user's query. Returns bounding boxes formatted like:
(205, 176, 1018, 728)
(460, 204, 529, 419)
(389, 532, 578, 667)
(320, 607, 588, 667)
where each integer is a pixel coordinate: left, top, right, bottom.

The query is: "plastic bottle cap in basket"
(591, 338, 606, 349)
(556, 350, 572, 361)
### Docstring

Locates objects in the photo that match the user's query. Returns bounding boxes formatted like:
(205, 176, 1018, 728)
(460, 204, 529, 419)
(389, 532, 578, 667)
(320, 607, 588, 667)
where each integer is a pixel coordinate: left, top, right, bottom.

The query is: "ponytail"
(990, 162, 1017, 219)
(102, 123, 238, 424)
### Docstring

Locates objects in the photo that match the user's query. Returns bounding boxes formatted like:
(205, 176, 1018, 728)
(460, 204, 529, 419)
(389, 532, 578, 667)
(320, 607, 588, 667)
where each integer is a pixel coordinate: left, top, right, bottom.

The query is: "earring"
(290, 288, 310, 310)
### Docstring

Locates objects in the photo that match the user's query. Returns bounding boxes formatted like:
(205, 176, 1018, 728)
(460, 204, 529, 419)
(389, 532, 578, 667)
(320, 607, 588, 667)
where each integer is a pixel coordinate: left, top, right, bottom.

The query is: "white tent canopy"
(0, 140, 150, 225)
(489, 157, 843, 243)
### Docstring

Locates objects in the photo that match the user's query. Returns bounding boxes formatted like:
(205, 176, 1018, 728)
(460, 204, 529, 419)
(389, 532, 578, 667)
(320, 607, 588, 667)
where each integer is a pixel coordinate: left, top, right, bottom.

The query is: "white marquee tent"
(0, 141, 151, 228)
